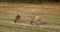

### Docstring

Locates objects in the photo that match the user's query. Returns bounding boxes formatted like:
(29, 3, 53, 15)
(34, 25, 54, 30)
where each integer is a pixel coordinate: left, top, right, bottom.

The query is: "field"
(0, 3, 60, 32)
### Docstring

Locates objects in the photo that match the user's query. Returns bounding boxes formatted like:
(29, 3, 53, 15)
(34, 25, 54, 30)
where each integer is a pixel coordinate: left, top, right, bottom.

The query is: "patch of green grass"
(0, 4, 60, 32)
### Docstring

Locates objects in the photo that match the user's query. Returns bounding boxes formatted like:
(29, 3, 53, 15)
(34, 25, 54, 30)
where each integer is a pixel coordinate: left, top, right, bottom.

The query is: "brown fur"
(14, 15, 20, 23)
(30, 16, 41, 25)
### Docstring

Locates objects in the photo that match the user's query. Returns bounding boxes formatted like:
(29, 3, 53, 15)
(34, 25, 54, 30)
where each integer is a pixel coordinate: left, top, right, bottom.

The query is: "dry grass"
(0, 3, 60, 32)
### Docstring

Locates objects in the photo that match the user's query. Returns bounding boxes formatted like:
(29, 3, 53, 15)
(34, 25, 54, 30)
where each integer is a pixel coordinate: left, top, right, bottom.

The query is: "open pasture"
(0, 3, 60, 32)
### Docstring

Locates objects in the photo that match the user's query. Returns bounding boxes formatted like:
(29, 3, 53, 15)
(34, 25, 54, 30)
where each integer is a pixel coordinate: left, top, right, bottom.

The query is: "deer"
(14, 14, 20, 23)
(30, 16, 41, 25)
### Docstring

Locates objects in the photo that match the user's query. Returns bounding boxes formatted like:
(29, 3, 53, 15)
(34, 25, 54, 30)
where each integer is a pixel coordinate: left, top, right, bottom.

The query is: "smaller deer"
(14, 15, 20, 23)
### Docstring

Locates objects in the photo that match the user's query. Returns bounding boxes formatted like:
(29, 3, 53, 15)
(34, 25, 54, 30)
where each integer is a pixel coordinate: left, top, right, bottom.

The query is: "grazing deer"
(30, 16, 41, 25)
(14, 15, 20, 23)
